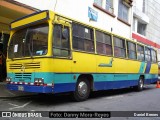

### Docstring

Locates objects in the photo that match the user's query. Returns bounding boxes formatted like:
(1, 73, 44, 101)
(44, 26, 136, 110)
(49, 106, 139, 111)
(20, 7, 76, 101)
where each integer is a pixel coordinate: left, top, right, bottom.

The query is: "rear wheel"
(136, 77, 144, 91)
(73, 78, 90, 102)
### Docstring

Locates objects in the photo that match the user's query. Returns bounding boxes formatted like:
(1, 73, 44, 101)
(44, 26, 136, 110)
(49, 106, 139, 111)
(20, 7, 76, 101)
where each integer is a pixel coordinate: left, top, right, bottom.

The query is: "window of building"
(142, 0, 146, 13)
(137, 45, 145, 61)
(118, 0, 129, 22)
(93, 0, 115, 16)
(94, 0, 103, 7)
(53, 25, 70, 57)
(105, 0, 114, 13)
(96, 30, 112, 55)
(151, 49, 157, 63)
(145, 47, 151, 61)
(127, 41, 137, 59)
(114, 36, 126, 58)
(72, 23, 94, 52)
(132, 17, 136, 32)
(137, 22, 146, 36)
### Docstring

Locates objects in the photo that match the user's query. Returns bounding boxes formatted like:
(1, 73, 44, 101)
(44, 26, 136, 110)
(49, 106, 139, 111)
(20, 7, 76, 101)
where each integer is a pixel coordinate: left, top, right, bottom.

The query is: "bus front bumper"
(6, 84, 54, 93)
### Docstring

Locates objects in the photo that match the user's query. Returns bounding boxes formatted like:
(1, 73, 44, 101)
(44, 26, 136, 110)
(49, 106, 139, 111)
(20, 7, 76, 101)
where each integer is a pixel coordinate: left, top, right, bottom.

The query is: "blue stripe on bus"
(6, 78, 157, 93)
(145, 62, 151, 73)
(6, 83, 76, 93)
(94, 78, 157, 91)
(6, 84, 54, 93)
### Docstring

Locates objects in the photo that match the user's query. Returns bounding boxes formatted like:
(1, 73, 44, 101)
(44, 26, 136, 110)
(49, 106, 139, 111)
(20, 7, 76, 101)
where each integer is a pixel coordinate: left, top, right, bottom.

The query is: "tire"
(136, 77, 144, 91)
(73, 78, 90, 102)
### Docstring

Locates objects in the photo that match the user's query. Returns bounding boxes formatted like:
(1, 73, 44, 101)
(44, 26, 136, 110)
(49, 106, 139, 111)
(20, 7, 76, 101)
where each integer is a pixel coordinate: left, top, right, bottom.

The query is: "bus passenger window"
(127, 41, 136, 59)
(96, 30, 112, 55)
(137, 45, 144, 61)
(151, 49, 157, 63)
(114, 37, 126, 58)
(53, 25, 70, 57)
(145, 47, 151, 61)
(72, 23, 94, 52)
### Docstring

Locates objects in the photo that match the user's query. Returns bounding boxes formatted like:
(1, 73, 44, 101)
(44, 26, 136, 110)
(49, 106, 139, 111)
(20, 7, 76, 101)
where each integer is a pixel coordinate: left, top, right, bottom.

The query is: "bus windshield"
(8, 23, 48, 59)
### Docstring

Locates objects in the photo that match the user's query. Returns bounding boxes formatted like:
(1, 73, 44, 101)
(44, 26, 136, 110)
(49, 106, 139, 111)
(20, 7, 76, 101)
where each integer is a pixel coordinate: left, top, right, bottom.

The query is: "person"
(0, 50, 6, 82)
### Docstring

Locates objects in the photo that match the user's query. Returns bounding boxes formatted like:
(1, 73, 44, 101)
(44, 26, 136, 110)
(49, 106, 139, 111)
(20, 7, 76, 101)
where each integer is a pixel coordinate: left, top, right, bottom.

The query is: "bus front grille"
(9, 62, 41, 69)
(15, 73, 32, 80)
(9, 63, 22, 69)
(25, 62, 41, 69)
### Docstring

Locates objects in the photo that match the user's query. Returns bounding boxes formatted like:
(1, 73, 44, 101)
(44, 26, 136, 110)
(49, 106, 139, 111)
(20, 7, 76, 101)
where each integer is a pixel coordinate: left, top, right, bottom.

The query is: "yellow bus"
(6, 10, 158, 101)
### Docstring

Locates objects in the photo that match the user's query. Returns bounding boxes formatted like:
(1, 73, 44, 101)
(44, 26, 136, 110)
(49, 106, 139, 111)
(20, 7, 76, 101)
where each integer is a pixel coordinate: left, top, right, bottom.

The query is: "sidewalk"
(0, 82, 36, 98)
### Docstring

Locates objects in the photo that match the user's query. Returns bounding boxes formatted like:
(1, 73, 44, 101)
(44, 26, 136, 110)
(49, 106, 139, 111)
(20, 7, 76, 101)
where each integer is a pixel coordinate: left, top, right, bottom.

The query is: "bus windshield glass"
(8, 23, 48, 59)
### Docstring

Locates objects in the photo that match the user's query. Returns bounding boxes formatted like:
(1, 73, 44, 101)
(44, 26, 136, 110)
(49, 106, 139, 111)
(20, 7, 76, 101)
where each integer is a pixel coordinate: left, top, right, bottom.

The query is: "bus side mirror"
(62, 28, 69, 39)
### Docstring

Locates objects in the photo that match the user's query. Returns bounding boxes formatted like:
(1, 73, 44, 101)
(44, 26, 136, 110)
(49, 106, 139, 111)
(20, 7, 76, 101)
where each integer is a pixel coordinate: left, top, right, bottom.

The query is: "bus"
(6, 10, 158, 101)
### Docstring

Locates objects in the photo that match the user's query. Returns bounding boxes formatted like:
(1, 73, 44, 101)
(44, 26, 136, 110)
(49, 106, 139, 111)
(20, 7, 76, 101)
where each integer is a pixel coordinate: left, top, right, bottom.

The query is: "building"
(132, 0, 160, 60)
(0, 0, 38, 81)
(3, 0, 160, 79)
(14, 0, 160, 60)
(15, 0, 133, 39)
(0, 0, 134, 81)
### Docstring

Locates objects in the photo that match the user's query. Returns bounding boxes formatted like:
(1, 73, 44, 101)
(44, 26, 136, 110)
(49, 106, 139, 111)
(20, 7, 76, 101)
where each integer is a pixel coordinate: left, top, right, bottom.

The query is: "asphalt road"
(0, 84, 160, 120)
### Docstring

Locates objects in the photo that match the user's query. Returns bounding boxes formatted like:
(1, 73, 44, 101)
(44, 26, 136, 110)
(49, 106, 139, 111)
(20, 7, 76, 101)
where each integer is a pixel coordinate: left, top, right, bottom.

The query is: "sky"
(15, 0, 56, 10)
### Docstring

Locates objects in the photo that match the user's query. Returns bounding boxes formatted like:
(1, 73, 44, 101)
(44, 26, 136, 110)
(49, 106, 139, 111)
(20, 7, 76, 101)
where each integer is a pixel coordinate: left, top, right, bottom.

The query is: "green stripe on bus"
(139, 62, 146, 73)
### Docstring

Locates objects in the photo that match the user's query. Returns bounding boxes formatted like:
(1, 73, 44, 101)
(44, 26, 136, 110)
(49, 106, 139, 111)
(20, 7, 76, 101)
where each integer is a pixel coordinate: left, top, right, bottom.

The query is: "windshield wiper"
(8, 46, 14, 61)
(28, 44, 33, 58)
(25, 28, 33, 59)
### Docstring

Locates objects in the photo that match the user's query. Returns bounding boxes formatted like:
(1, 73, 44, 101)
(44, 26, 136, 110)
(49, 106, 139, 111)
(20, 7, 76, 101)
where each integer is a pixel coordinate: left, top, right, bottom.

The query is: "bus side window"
(145, 47, 151, 62)
(53, 25, 70, 57)
(113, 36, 126, 58)
(127, 41, 137, 59)
(137, 45, 145, 61)
(151, 49, 157, 63)
(96, 30, 112, 56)
(72, 22, 94, 52)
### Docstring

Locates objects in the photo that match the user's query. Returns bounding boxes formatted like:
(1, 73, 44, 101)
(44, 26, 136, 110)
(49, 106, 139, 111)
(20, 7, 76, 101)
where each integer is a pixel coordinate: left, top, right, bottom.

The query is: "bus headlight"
(34, 78, 44, 84)
(6, 77, 12, 82)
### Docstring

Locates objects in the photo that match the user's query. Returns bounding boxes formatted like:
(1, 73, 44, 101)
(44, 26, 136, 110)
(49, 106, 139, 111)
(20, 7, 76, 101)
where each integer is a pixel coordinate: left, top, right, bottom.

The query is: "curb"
(0, 94, 37, 99)
(0, 82, 6, 85)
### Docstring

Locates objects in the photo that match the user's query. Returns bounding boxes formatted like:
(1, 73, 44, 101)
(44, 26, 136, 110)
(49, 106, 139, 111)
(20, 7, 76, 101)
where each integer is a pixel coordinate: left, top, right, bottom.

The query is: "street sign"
(88, 7, 98, 21)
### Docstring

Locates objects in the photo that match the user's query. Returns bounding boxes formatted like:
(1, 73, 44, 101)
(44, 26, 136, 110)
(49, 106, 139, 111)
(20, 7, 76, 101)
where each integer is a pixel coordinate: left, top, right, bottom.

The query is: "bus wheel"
(136, 77, 144, 91)
(73, 78, 90, 102)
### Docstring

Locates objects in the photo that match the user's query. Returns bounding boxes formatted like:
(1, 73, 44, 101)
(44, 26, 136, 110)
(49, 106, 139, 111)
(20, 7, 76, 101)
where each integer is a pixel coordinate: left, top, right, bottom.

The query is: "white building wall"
(54, 0, 132, 38)
(133, 0, 160, 45)
(146, 0, 160, 61)
(15, 0, 132, 39)
(133, 0, 160, 61)
(133, 0, 143, 12)
(145, 0, 160, 45)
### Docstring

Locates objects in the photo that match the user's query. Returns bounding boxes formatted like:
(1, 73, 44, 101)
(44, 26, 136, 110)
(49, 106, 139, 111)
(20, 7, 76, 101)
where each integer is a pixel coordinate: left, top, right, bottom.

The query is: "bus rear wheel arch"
(73, 75, 93, 102)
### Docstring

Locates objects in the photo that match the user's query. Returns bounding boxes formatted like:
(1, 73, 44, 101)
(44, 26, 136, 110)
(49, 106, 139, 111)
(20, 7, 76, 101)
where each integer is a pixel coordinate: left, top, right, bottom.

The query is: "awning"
(0, 0, 38, 34)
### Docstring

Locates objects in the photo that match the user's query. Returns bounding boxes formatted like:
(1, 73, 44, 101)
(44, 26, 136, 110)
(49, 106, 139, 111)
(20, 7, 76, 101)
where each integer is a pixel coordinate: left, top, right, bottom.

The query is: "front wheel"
(136, 77, 144, 91)
(73, 79, 90, 102)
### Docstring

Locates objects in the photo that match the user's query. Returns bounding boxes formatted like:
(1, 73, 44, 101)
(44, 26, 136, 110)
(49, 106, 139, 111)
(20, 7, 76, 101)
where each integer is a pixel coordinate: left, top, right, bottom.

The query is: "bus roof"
(10, 10, 54, 30)
(10, 10, 157, 50)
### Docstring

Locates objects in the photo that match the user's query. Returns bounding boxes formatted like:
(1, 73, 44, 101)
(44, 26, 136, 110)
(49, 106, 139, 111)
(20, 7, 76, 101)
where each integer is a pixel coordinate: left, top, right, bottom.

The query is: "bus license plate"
(18, 86, 24, 91)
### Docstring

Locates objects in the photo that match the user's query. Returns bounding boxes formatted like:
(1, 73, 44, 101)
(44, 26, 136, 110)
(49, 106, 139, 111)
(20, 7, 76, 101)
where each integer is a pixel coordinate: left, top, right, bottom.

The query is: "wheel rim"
(78, 81, 88, 97)
(139, 79, 143, 88)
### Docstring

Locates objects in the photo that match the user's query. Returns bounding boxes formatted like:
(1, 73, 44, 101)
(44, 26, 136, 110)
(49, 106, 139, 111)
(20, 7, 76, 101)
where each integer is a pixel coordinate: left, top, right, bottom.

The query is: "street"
(0, 84, 160, 120)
